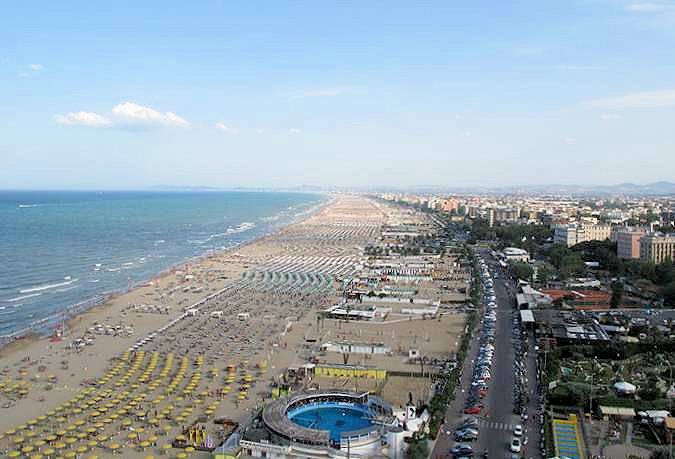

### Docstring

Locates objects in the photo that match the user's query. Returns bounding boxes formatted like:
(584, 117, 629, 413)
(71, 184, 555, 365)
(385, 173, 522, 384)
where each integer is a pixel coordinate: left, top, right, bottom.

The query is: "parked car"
(510, 437, 521, 453)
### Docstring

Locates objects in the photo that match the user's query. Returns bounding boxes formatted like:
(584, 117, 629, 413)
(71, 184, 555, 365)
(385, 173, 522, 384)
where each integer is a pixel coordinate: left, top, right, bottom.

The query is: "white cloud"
(565, 137, 577, 144)
(29, 63, 43, 71)
(588, 89, 675, 109)
(215, 123, 238, 134)
(624, 2, 675, 12)
(600, 113, 622, 120)
(289, 128, 303, 135)
(54, 101, 190, 129)
(53, 112, 112, 127)
(112, 101, 190, 128)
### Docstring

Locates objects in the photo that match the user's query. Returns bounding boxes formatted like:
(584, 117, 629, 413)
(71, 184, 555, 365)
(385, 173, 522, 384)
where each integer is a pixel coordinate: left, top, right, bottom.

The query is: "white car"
(513, 425, 523, 436)
(510, 437, 521, 453)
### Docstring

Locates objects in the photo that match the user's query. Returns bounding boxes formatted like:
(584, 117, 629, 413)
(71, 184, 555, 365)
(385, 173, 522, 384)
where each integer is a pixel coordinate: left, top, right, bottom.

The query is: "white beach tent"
(613, 381, 637, 395)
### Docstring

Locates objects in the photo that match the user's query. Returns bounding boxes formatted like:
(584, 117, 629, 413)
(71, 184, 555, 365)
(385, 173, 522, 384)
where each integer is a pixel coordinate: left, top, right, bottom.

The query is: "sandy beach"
(0, 194, 391, 458)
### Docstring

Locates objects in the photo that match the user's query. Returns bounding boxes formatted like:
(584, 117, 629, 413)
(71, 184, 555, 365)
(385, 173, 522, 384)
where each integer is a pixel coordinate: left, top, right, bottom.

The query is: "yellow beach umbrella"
(7, 451, 20, 458)
(77, 445, 89, 454)
(43, 448, 56, 456)
(87, 440, 98, 447)
(54, 441, 67, 449)
(21, 445, 35, 454)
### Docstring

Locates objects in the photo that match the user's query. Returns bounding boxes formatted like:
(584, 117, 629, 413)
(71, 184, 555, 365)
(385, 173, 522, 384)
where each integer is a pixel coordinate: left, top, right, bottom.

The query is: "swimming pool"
(287, 402, 375, 442)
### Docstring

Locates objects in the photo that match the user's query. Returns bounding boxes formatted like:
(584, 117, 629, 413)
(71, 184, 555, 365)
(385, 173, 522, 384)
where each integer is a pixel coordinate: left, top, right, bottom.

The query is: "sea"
(0, 190, 326, 337)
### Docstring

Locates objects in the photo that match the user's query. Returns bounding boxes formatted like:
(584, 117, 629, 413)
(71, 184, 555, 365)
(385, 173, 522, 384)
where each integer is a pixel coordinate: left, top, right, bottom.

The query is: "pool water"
(288, 403, 374, 442)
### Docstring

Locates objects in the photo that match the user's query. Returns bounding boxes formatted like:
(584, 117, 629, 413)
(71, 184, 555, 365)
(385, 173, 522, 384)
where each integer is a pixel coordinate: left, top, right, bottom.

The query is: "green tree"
(536, 265, 554, 285)
(511, 262, 534, 281)
(610, 280, 623, 308)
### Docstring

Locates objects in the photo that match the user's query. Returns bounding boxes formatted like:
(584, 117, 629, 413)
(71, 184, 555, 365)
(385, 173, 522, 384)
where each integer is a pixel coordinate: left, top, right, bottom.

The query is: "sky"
(2, 0, 675, 190)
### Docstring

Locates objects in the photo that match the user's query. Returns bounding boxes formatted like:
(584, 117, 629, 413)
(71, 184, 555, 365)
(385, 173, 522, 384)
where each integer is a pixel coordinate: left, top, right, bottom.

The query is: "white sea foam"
(19, 278, 78, 294)
(6, 293, 41, 302)
(18, 203, 43, 208)
(226, 222, 256, 234)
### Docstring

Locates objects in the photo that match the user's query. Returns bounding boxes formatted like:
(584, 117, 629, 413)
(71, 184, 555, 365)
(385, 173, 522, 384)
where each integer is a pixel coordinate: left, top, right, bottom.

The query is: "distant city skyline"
(2, 1, 675, 189)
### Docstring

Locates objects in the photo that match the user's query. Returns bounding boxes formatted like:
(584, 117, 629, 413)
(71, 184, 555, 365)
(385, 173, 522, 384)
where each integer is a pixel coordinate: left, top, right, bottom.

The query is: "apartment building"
(640, 233, 675, 264)
(616, 228, 645, 259)
(554, 224, 612, 247)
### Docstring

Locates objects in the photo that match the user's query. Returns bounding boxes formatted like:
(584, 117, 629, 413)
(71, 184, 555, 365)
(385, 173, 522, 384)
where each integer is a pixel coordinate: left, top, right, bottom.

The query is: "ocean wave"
(6, 293, 41, 302)
(18, 203, 44, 208)
(227, 222, 256, 234)
(55, 285, 80, 293)
(19, 278, 78, 294)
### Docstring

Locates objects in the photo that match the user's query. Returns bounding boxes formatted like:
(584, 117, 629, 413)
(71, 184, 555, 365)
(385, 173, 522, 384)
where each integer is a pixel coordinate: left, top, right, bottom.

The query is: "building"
(640, 233, 675, 264)
(553, 224, 611, 247)
(616, 228, 645, 259)
(502, 247, 530, 262)
(439, 198, 459, 213)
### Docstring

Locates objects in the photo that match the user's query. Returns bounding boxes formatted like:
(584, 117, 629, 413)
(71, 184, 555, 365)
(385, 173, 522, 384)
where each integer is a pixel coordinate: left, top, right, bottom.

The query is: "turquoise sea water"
(0, 190, 325, 336)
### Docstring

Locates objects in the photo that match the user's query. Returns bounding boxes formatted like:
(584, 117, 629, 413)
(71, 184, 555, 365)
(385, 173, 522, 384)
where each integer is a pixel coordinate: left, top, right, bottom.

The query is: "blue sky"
(2, 0, 675, 189)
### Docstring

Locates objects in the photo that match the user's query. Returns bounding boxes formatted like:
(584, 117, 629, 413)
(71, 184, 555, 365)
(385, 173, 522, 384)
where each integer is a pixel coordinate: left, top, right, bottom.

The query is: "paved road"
(431, 311, 484, 458)
(475, 254, 520, 457)
(430, 250, 543, 459)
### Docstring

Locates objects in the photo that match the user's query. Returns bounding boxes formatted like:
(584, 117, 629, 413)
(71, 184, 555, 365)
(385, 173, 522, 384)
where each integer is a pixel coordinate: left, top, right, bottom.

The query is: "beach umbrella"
(54, 441, 67, 449)
(139, 440, 150, 449)
(64, 451, 77, 458)
(77, 445, 89, 454)
(12, 436, 25, 444)
(65, 437, 77, 445)
(45, 434, 57, 442)
(176, 453, 187, 459)
(25, 430, 38, 438)
(29, 454, 43, 459)
(34, 439, 46, 448)
(22, 445, 35, 454)
(42, 448, 55, 456)
(77, 432, 87, 440)
(109, 442, 121, 451)
(87, 440, 98, 448)
(7, 451, 20, 458)
(185, 446, 195, 452)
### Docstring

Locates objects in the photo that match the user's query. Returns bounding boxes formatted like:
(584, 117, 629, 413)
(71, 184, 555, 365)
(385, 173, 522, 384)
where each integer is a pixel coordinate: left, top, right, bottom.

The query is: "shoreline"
(0, 195, 331, 352)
